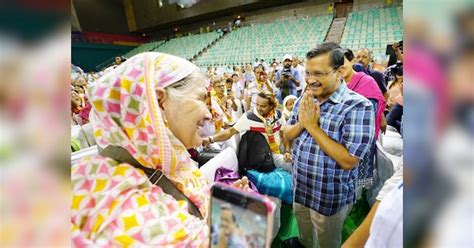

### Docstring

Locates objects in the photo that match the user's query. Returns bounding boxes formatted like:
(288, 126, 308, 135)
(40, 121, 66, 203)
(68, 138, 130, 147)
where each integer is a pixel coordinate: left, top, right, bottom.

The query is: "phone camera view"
(211, 198, 267, 248)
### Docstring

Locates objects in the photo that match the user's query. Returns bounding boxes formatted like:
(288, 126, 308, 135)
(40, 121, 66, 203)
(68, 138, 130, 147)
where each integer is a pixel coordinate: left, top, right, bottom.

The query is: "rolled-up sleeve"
(342, 100, 375, 160)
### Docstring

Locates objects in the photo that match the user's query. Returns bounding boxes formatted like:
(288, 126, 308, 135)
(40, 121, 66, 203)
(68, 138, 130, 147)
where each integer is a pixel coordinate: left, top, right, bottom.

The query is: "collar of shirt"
(325, 80, 347, 104)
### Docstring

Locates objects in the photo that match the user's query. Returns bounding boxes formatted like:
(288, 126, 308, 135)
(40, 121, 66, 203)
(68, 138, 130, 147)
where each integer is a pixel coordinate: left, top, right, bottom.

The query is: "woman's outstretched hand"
(232, 176, 251, 192)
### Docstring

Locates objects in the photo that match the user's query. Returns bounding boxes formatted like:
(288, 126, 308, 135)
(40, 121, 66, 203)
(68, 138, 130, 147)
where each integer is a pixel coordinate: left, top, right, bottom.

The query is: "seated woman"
(71, 52, 248, 247)
(282, 95, 297, 122)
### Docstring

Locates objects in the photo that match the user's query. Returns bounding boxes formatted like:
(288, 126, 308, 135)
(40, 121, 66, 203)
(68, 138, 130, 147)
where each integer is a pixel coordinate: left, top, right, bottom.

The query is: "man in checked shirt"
(283, 42, 376, 248)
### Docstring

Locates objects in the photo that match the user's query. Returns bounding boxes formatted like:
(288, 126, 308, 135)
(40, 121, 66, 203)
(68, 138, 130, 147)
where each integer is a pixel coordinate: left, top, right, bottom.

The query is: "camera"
(384, 61, 403, 82)
(389, 61, 403, 76)
(281, 67, 292, 78)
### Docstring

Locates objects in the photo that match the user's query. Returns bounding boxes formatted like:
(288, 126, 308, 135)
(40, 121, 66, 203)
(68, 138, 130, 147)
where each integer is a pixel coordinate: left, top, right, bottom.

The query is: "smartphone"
(210, 183, 274, 248)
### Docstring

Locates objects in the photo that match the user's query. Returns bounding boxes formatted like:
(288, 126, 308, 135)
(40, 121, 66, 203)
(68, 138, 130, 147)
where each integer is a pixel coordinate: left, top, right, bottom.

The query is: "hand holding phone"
(210, 183, 274, 248)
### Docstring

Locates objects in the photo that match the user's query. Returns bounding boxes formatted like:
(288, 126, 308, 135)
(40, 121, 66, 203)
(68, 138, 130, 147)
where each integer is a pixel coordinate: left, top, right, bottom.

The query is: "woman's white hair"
(165, 70, 206, 102)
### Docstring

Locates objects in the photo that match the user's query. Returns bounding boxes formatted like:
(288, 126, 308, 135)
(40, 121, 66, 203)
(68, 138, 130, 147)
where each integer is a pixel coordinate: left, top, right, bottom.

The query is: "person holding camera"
(386, 62, 403, 110)
(275, 54, 300, 103)
(384, 41, 404, 110)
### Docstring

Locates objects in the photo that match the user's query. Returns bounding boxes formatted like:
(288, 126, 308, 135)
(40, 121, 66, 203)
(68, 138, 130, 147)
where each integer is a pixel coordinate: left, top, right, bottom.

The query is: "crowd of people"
(71, 41, 404, 247)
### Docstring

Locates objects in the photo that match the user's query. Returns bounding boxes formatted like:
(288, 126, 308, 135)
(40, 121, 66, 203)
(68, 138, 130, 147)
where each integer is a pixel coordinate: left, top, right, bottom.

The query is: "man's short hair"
(257, 91, 277, 109)
(306, 42, 344, 70)
(358, 48, 373, 59)
(231, 73, 238, 78)
(343, 48, 355, 62)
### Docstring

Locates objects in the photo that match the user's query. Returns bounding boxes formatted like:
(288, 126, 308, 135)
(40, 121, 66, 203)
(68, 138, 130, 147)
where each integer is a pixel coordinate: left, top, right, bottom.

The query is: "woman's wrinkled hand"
(232, 176, 251, 192)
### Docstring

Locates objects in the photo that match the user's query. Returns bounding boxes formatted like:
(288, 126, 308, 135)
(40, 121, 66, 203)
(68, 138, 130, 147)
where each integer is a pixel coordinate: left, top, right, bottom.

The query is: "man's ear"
(336, 65, 345, 78)
(155, 87, 167, 109)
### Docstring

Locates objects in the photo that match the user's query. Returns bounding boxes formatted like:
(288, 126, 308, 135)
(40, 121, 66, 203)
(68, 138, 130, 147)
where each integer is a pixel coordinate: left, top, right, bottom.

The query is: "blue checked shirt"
(288, 82, 375, 216)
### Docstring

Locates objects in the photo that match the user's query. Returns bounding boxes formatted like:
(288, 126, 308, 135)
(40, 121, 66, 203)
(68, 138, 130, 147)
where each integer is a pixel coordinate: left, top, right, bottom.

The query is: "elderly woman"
(71, 53, 247, 247)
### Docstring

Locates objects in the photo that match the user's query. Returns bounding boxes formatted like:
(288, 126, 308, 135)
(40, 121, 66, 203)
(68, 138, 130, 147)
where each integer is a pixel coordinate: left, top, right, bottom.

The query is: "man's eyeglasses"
(305, 70, 336, 79)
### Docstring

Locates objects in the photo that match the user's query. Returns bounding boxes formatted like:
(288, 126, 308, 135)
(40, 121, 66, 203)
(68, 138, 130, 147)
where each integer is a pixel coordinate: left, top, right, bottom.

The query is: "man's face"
(232, 75, 238, 83)
(115, 57, 121, 65)
(255, 96, 273, 116)
(355, 50, 371, 68)
(226, 81, 233, 91)
(305, 53, 341, 100)
(213, 82, 225, 96)
(220, 209, 235, 230)
(283, 59, 292, 68)
(292, 58, 299, 67)
(259, 73, 268, 82)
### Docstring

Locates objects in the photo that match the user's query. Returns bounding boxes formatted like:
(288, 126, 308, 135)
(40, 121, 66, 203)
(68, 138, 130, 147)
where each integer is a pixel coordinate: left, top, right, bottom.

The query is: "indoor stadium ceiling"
(72, 0, 307, 35)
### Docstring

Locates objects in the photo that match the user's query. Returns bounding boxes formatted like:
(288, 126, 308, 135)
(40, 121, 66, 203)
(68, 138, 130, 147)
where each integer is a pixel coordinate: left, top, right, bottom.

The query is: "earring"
(159, 107, 169, 127)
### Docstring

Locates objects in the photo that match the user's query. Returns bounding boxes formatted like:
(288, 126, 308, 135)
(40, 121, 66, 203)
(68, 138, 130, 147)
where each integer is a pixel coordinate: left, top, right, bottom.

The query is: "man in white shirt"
(202, 91, 292, 172)
(245, 71, 276, 111)
(253, 58, 260, 68)
(292, 56, 306, 96)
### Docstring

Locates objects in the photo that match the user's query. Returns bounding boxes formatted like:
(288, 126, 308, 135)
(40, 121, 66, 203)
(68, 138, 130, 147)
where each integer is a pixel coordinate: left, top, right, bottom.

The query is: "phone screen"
(210, 184, 270, 248)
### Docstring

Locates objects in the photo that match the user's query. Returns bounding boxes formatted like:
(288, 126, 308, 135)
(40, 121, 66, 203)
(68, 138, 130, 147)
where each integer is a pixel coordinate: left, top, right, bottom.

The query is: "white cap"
(283, 54, 292, 61)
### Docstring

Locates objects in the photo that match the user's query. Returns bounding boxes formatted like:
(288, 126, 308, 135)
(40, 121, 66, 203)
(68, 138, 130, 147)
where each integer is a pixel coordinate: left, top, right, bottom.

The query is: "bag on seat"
(237, 131, 275, 174)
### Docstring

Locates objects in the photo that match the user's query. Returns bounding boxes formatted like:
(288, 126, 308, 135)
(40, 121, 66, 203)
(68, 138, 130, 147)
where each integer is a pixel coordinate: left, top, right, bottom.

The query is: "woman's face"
(286, 99, 295, 111)
(341, 57, 355, 78)
(162, 79, 211, 149)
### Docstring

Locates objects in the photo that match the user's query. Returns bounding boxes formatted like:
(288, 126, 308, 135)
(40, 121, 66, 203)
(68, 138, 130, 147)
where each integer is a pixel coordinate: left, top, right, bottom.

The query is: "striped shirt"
(233, 109, 285, 153)
(288, 82, 375, 216)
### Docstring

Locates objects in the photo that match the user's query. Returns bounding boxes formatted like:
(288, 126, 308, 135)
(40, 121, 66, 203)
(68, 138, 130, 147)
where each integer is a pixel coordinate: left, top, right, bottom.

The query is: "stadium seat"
(340, 6, 403, 59)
